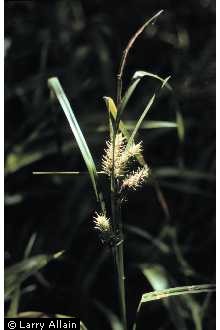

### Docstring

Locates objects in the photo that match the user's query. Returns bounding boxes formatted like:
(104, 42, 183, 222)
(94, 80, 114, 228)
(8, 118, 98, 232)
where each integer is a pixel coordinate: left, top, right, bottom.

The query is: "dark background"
(5, 1, 216, 329)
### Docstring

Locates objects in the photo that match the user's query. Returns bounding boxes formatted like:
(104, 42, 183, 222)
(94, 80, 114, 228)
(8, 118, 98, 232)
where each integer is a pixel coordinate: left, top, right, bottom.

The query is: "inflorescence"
(93, 133, 150, 242)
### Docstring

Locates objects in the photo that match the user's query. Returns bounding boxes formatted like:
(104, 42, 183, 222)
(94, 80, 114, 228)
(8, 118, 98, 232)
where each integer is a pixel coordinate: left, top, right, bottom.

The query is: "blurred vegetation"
(5, 1, 215, 329)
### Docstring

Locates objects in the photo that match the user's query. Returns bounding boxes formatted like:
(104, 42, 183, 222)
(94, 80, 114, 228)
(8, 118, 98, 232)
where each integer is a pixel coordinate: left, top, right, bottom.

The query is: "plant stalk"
(108, 109, 126, 328)
(111, 176, 127, 330)
(110, 14, 168, 328)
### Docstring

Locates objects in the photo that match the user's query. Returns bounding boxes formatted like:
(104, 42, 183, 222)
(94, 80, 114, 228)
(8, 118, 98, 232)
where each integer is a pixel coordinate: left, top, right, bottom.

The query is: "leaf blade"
(48, 77, 99, 201)
(140, 284, 216, 304)
(5, 251, 64, 300)
(126, 94, 156, 149)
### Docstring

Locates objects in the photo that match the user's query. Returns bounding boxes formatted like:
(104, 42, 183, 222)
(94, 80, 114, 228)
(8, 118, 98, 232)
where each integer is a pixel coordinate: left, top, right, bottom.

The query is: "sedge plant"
(33, 10, 216, 330)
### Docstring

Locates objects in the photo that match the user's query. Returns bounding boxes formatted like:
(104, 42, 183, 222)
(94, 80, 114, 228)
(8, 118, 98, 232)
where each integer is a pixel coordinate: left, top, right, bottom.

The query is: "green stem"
(115, 245, 127, 329)
(111, 176, 127, 329)
(110, 41, 127, 328)
(116, 227, 127, 329)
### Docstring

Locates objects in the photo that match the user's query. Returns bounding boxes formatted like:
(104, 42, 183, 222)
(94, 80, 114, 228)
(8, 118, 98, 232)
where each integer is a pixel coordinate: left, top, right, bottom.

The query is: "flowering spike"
(93, 212, 111, 233)
(127, 142, 143, 158)
(102, 133, 126, 177)
(122, 167, 149, 190)
(102, 133, 144, 177)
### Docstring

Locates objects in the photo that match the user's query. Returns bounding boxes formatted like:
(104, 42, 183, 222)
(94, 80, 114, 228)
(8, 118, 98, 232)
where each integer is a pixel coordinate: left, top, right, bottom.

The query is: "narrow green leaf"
(133, 283, 215, 329)
(17, 311, 50, 318)
(5, 251, 64, 299)
(117, 72, 171, 126)
(7, 287, 20, 317)
(24, 233, 37, 259)
(96, 120, 177, 132)
(161, 76, 171, 88)
(134, 284, 215, 329)
(127, 120, 177, 129)
(133, 70, 172, 91)
(141, 264, 169, 291)
(132, 71, 184, 144)
(138, 263, 201, 330)
(126, 94, 156, 149)
(182, 295, 203, 330)
(140, 284, 215, 304)
(125, 76, 171, 149)
(5, 151, 45, 175)
(176, 110, 185, 142)
(48, 77, 99, 200)
(103, 97, 130, 139)
(118, 78, 141, 120)
(80, 321, 88, 330)
(7, 234, 38, 317)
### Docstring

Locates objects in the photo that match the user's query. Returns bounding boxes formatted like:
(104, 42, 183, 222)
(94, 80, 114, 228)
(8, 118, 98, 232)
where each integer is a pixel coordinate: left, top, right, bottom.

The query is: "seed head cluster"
(102, 133, 143, 177)
(94, 133, 149, 241)
(93, 212, 111, 233)
(122, 167, 149, 190)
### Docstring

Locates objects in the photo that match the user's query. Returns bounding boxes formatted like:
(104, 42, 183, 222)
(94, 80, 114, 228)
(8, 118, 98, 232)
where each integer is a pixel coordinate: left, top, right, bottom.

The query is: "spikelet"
(102, 133, 126, 177)
(122, 167, 149, 190)
(126, 142, 143, 158)
(93, 212, 111, 233)
(102, 133, 143, 177)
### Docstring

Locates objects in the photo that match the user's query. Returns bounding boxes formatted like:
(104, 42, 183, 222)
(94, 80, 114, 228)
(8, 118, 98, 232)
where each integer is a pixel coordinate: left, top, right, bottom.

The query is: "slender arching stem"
(112, 11, 164, 329)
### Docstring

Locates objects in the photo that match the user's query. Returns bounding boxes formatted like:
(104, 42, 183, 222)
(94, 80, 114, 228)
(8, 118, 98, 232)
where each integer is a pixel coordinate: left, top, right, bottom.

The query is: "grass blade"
(141, 264, 169, 291)
(48, 77, 99, 201)
(176, 110, 185, 142)
(125, 76, 170, 149)
(125, 120, 177, 129)
(118, 78, 141, 120)
(117, 71, 171, 127)
(5, 251, 64, 300)
(140, 284, 215, 304)
(133, 284, 215, 330)
(96, 120, 177, 132)
(126, 94, 155, 149)
(133, 284, 215, 329)
(103, 97, 130, 139)
(7, 234, 38, 317)
(7, 287, 20, 317)
(133, 70, 172, 91)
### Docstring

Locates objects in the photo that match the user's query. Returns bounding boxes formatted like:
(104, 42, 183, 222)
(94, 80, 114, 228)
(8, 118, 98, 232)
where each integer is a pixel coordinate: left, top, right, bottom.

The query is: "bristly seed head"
(93, 212, 111, 233)
(102, 133, 126, 177)
(122, 167, 149, 190)
(102, 133, 143, 177)
(126, 141, 143, 158)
